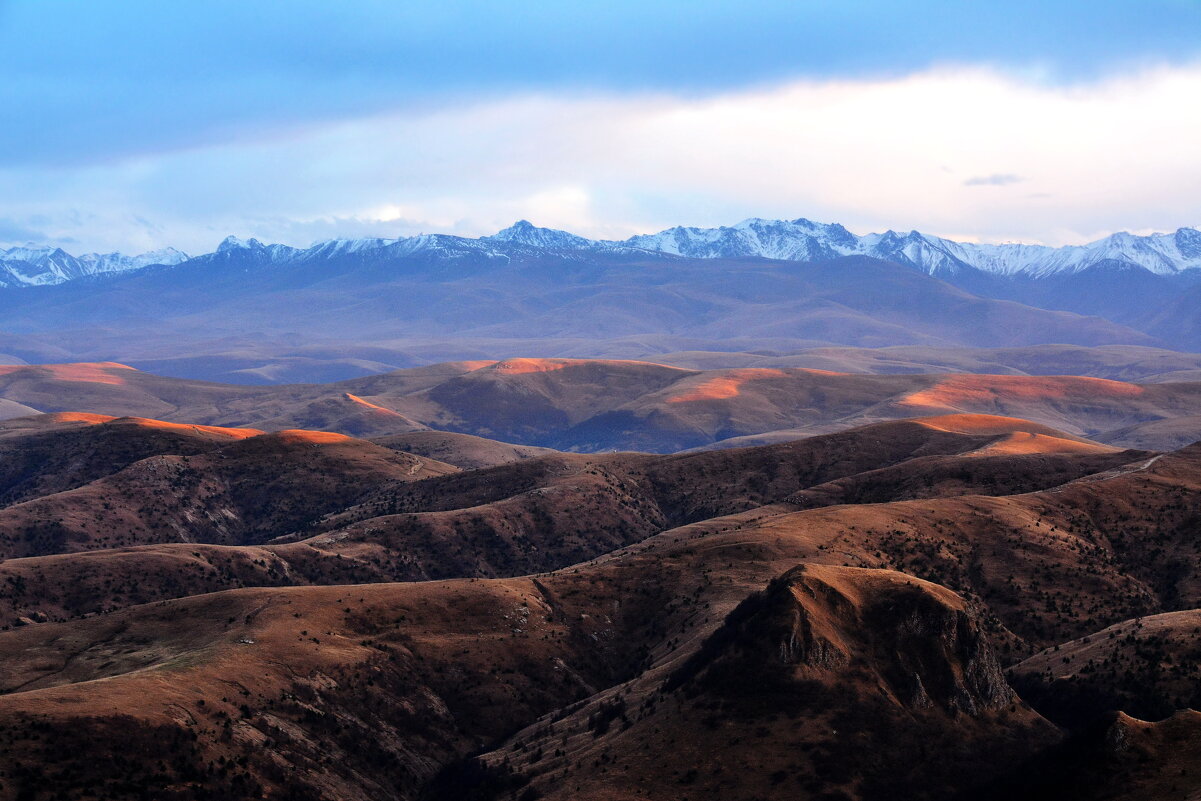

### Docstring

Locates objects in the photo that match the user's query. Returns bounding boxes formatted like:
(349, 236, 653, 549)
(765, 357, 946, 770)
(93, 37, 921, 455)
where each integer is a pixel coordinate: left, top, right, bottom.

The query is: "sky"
(2, 0, 1201, 255)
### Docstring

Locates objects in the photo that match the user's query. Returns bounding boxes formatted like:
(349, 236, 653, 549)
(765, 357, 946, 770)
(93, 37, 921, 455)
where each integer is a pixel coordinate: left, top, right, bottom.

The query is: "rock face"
(489, 565, 1055, 801)
(668, 564, 1014, 717)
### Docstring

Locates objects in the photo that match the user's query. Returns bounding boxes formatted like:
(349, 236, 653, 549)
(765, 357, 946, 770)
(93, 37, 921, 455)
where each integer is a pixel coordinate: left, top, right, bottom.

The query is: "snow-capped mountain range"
(203, 218, 1201, 279)
(4, 217, 1201, 289)
(0, 245, 188, 288)
(618, 218, 1201, 278)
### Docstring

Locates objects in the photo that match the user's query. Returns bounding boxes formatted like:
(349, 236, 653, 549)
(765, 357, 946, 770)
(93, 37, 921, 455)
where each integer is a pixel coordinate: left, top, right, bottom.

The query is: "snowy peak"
(217, 235, 266, 252)
(3, 217, 1201, 290)
(626, 217, 870, 262)
(303, 237, 397, 259)
(1176, 227, 1201, 260)
(0, 244, 189, 288)
(619, 220, 1201, 278)
(203, 235, 303, 266)
(80, 247, 189, 273)
(630, 219, 866, 263)
(488, 220, 595, 250)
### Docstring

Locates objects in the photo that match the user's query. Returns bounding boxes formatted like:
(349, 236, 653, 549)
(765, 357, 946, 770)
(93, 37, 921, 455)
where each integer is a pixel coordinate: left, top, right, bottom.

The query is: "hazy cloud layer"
(2, 63, 1199, 254)
(4, 1, 1199, 169)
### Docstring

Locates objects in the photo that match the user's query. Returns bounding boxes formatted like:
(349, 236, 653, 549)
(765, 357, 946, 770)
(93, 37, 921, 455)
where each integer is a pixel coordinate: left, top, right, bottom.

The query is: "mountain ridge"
(5, 216, 1201, 290)
(0, 244, 188, 288)
(5, 218, 1201, 380)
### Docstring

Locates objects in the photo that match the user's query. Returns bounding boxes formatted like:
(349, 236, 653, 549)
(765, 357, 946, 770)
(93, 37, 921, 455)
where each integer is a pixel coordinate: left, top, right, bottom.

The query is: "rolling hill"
(2, 407, 1201, 798)
(1, 359, 1200, 451)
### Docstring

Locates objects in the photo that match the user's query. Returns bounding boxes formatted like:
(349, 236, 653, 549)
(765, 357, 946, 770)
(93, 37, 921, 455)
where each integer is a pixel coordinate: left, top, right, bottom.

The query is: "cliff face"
(669, 564, 1015, 718)
(484, 565, 1056, 801)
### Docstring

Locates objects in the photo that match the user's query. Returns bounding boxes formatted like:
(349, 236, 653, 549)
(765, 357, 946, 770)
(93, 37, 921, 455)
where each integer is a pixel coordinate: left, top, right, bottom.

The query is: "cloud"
(0, 217, 48, 246)
(963, 174, 1023, 187)
(1, 63, 1199, 252)
(2, 1, 1201, 167)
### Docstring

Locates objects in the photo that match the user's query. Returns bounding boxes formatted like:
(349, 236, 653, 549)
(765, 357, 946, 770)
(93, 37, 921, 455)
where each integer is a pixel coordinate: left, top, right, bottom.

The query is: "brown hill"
(1, 359, 1200, 451)
(633, 415, 1137, 523)
(0, 570, 682, 801)
(0, 413, 261, 505)
(477, 565, 1054, 801)
(655, 344, 1201, 382)
(1100, 414, 1201, 451)
(370, 429, 559, 470)
(250, 392, 429, 438)
(0, 557, 1054, 801)
(1011, 610, 1201, 727)
(0, 361, 268, 418)
(3, 411, 1201, 798)
(9, 423, 1169, 800)
(972, 708, 1201, 801)
(291, 414, 1142, 590)
(0, 413, 1142, 626)
(0, 428, 457, 558)
(463, 442, 1201, 801)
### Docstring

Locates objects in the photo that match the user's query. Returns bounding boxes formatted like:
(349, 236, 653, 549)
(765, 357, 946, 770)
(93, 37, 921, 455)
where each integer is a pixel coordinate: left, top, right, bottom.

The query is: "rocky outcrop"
(668, 563, 1015, 717)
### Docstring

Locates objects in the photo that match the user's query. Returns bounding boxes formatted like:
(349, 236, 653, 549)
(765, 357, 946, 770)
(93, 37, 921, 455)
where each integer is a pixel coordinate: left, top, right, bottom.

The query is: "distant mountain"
(6, 217, 1201, 290)
(622, 217, 1201, 278)
(488, 219, 597, 250)
(0, 243, 1158, 372)
(5, 217, 1201, 380)
(0, 244, 187, 288)
(217, 216, 1201, 279)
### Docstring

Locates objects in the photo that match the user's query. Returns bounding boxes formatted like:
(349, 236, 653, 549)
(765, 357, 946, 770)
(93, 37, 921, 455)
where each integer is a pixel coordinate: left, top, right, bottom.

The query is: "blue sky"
(2, 0, 1200, 253)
